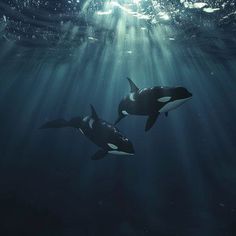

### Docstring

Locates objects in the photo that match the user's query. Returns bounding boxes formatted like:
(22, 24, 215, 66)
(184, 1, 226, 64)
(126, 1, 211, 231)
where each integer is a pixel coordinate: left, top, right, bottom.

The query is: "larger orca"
(40, 105, 135, 160)
(115, 78, 193, 131)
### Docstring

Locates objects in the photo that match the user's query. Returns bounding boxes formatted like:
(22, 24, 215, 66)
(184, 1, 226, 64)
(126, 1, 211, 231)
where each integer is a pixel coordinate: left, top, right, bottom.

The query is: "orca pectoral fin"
(39, 119, 69, 129)
(145, 113, 160, 132)
(91, 150, 107, 160)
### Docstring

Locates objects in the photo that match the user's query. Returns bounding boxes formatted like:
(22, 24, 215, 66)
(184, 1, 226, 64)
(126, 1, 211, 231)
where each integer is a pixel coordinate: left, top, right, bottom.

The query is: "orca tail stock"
(40, 117, 82, 129)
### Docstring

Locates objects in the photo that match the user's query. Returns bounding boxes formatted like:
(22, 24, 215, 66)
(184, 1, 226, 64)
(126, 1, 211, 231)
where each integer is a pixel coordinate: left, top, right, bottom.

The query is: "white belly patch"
(108, 150, 134, 155)
(159, 98, 190, 113)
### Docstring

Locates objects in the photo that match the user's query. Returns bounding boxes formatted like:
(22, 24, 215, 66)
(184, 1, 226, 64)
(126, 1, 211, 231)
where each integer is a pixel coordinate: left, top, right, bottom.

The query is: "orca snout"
(125, 141, 135, 155)
(183, 88, 192, 98)
(130, 144, 135, 155)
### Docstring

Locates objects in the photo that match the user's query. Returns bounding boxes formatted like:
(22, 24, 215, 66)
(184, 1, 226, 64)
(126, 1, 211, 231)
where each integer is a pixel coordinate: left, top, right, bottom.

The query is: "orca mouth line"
(184, 94, 193, 99)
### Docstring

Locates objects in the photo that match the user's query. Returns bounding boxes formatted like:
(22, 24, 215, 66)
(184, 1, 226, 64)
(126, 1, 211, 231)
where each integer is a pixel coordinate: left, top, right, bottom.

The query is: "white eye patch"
(107, 143, 118, 149)
(158, 96, 172, 102)
(122, 110, 129, 115)
(122, 137, 128, 141)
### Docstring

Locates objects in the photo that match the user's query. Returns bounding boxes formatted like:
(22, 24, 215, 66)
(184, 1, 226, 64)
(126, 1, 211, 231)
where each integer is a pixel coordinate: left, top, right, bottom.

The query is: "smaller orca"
(40, 105, 135, 160)
(115, 78, 193, 131)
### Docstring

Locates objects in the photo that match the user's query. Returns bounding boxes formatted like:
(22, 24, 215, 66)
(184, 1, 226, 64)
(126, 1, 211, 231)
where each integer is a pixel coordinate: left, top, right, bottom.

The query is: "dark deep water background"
(1, 0, 236, 235)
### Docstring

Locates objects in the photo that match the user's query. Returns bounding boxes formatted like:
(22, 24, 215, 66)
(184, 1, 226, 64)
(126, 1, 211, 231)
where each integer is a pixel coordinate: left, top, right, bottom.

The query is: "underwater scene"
(0, 0, 236, 235)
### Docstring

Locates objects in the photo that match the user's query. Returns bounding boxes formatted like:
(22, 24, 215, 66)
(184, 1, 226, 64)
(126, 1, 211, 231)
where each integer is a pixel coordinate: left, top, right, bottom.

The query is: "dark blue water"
(0, 1, 236, 235)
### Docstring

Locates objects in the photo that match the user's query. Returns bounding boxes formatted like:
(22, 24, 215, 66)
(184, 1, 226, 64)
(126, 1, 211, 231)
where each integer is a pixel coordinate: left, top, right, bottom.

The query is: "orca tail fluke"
(145, 113, 160, 132)
(91, 149, 107, 160)
(39, 119, 69, 129)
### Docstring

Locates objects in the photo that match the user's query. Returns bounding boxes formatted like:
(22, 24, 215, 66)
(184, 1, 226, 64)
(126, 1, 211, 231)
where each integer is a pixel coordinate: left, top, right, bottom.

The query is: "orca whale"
(115, 78, 193, 131)
(40, 105, 135, 160)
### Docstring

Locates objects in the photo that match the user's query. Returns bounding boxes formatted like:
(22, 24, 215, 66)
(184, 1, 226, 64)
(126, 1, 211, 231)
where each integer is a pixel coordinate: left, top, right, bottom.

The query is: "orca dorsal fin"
(127, 77, 139, 93)
(90, 104, 99, 120)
